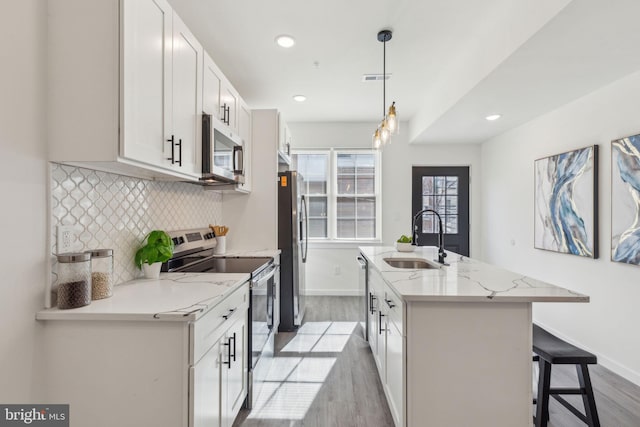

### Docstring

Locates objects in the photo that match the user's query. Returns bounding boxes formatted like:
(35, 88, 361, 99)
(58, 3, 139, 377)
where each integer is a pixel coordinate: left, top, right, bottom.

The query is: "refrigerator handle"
(300, 195, 308, 263)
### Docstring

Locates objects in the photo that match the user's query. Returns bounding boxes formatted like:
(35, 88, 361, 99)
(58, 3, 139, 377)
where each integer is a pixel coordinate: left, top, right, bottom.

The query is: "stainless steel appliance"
(356, 254, 369, 341)
(277, 171, 308, 331)
(201, 114, 244, 185)
(162, 228, 276, 409)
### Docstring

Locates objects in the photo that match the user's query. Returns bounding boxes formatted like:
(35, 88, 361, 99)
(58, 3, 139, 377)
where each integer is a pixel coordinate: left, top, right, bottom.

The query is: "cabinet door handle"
(379, 311, 386, 335)
(166, 135, 175, 164)
(369, 293, 376, 314)
(222, 339, 231, 369)
(230, 332, 236, 362)
(225, 105, 231, 125)
(177, 138, 182, 167)
(385, 298, 395, 308)
(222, 307, 236, 320)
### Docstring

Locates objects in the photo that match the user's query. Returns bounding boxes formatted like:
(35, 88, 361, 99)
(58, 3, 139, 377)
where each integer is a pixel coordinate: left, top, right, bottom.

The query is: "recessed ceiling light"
(275, 35, 295, 48)
(293, 95, 306, 102)
(485, 114, 502, 121)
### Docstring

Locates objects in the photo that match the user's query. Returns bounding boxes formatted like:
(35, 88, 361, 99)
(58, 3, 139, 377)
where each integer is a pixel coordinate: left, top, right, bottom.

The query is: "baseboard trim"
(535, 321, 640, 387)
(304, 289, 362, 297)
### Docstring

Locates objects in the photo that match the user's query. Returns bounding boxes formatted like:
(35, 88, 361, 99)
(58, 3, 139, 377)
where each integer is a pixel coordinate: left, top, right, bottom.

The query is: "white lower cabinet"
(367, 266, 404, 427)
(41, 282, 249, 427)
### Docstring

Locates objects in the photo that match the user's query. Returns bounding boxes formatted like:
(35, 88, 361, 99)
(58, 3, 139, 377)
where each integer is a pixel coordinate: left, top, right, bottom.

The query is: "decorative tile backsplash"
(50, 164, 223, 287)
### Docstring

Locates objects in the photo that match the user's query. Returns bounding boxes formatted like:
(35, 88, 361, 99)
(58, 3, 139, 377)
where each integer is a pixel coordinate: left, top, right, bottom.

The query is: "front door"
(411, 166, 470, 256)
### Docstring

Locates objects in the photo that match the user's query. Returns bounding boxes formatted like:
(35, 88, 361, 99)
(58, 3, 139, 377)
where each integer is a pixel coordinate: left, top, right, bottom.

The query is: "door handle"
(230, 332, 236, 362)
(379, 311, 386, 335)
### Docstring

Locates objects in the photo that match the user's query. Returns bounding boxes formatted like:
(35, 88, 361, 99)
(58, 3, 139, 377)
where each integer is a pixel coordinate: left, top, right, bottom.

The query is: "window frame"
(292, 148, 382, 243)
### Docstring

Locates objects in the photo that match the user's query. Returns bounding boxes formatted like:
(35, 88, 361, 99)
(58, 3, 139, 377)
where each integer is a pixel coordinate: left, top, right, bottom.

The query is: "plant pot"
(395, 242, 415, 252)
(142, 262, 162, 279)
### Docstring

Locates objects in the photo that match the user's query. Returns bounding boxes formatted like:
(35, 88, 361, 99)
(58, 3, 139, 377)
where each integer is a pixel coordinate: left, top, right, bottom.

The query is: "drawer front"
(384, 287, 403, 336)
(191, 282, 249, 364)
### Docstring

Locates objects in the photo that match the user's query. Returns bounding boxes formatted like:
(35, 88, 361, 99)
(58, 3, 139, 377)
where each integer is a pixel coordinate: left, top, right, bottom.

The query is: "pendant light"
(372, 29, 398, 149)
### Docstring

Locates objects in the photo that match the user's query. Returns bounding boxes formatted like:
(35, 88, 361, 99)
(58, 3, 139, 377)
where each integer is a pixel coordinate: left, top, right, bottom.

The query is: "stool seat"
(532, 324, 600, 427)
(533, 324, 597, 365)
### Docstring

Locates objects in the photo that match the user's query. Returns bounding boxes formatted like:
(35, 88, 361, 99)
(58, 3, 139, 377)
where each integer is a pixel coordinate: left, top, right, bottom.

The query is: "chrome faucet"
(412, 208, 448, 265)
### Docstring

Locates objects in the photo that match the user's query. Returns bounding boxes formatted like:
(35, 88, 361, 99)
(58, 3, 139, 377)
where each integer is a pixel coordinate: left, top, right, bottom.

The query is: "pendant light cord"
(382, 37, 386, 119)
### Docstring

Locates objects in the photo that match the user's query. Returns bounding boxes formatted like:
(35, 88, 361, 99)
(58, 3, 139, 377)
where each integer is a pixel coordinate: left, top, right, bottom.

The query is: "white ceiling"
(169, 0, 640, 144)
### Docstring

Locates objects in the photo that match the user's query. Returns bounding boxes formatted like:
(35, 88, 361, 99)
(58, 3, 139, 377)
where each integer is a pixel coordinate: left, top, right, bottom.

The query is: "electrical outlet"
(57, 225, 75, 253)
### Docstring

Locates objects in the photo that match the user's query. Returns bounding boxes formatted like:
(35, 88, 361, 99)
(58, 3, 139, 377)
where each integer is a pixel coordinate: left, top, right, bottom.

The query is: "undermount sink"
(383, 258, 440, 269)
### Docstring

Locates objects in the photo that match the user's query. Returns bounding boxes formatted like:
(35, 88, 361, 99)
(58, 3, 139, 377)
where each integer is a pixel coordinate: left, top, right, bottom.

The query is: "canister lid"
(56, 252, 91, 263)
(85, 249, 113, 258)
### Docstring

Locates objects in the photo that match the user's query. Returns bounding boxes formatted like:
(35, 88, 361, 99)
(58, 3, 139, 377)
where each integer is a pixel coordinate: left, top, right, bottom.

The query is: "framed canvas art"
(611, 133, 640, 265)
(534, 145, 598, 258)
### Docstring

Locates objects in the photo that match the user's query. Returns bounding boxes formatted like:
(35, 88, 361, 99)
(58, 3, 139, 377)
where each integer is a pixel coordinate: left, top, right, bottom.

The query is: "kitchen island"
(359, 246, 588, 427)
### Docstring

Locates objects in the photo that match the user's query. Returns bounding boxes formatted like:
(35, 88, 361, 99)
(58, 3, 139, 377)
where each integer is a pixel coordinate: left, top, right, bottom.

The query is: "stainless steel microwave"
(201, 114, 244, 184)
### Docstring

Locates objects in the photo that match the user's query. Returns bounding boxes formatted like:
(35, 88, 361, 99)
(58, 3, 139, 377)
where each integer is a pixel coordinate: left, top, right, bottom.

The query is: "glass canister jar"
(86, 249, 114, 300)
(55, 252, 92, 309)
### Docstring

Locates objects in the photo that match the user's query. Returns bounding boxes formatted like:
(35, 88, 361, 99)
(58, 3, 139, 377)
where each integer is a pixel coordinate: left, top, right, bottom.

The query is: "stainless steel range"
(162, 228, 277, 409)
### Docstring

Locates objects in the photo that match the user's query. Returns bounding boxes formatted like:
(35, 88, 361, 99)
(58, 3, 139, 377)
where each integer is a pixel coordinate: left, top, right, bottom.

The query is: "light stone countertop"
(360, 246, 589, 303)
(36, 272, 249, 322)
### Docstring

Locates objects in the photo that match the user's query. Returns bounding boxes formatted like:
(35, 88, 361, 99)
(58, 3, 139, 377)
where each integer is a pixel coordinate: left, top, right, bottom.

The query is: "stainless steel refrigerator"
(278, 171, 308, 331)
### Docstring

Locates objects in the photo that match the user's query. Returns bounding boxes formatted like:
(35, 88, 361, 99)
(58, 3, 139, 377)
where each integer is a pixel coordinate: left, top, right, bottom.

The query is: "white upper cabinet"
(170, 13, 203, 176)
(121, 0, 172, 169)
(236, 98, 252, 193)
(203, 52, 223, 119)
(220, 83, 238, 132)
(203, 51, 239, 133)
(49, 0, 202, 180)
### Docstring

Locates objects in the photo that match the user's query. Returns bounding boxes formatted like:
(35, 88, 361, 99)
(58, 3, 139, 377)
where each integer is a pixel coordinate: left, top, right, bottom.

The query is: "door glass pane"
(433, 196, 446, 216)
(356, 219, 375, 238)
(308, 197, 327, 217)
(421, 213, 435, 234)
(337, 176, 355, 194)
(435, 176, 446, 195)
(337, 219, 355, 238)
(446, 176, 458, 195)
(356, 197, 375, 217)
(446, 215, 458, 234)
(445, 196, 458, 215)
(422, 196, 434, 211)
(309, 219, 327, 238)
(422, 176, 434, 195)
(337, 197, 355, 217)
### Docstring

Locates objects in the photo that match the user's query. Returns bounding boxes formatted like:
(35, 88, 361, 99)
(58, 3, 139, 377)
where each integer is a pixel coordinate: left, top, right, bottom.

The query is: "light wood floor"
(235, 296, 640, 427)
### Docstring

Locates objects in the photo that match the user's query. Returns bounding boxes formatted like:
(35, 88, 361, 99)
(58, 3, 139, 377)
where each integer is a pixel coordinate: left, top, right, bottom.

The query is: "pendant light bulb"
(380, 119, 390, 145)
(386, 102, 399, 135)
(372, 128, 382, 150)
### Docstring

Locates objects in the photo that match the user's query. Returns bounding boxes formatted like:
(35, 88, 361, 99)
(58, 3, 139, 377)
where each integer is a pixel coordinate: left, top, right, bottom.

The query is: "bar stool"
(532, 324, 600, 427)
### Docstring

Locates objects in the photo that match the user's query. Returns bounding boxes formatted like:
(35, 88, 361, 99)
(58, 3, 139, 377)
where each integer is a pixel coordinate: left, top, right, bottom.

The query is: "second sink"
(383, 257, 440, 269)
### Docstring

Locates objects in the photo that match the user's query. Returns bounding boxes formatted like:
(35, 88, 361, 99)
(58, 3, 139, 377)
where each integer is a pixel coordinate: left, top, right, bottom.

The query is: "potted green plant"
(396, 234, 415, 252)
(135, 230, 174, 279)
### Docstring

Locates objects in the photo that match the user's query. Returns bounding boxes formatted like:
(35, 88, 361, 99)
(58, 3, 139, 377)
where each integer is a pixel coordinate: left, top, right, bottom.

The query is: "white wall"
(0, 0, 47, 402)
(481, 70, 640, 385)
(289, 122, 482, 295)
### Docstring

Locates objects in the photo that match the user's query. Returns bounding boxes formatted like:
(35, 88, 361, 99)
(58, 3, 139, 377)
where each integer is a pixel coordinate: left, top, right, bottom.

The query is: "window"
(292, 149, 381, 241)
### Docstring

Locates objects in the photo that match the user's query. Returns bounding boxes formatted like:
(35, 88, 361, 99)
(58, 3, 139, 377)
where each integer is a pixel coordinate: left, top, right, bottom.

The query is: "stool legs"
(577, 364, 600, 427)
(535, 358, 551, 427)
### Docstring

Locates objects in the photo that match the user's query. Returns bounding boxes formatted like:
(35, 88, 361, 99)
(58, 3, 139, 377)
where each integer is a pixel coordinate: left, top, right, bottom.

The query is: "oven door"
(248, 262, 277, 409)
(250, 263, 277, 367)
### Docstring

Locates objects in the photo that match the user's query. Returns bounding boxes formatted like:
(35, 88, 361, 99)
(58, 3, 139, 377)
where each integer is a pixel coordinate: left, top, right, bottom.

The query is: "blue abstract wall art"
(612, 134, 640, 265)
(534, 145, 598, 258)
